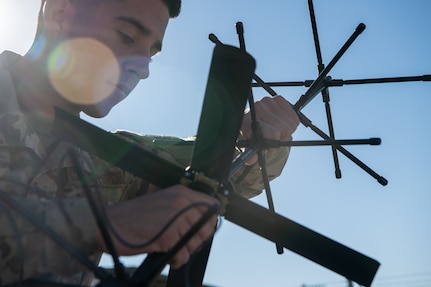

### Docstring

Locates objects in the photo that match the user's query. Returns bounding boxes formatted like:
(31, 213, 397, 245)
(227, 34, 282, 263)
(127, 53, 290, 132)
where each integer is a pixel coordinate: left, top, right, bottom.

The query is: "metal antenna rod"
(292, 23, 366, 111)
(235, 21, 284, 254)
(308, 0, 342, 179)
(209, 33, 387, 186)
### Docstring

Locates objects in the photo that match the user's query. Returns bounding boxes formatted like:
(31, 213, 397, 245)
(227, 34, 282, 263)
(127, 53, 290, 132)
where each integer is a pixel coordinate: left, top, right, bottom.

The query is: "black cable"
(130, 202, 220, 287)
(102, 200, 219, 250)
(70, 152, 223, 287)
(0, 190, 110, 281)
(68, 149, 222, 251)
(68, 150, 129, 282)
(0, 148, 223, 287)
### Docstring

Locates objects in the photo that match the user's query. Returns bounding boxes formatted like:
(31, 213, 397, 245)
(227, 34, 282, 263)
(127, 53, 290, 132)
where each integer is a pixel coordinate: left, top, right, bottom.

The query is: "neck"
(7, 39, 81, 134)
(12, 36, 81, 117)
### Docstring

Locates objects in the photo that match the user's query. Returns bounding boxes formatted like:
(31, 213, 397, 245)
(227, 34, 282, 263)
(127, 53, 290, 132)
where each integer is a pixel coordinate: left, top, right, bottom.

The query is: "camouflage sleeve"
(230, 146, 290, 198)
(113, 131, 290, 199)
(0, 196, 98, 286)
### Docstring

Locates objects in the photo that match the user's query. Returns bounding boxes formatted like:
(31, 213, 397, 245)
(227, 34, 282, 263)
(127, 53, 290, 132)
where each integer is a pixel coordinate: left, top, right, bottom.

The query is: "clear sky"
(1, 1, 430, 287)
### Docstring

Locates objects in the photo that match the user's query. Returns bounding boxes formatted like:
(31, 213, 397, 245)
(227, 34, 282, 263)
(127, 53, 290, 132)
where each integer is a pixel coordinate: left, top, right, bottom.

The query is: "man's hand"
(240, 95, 300, 165)
(99, 185, 219, 268)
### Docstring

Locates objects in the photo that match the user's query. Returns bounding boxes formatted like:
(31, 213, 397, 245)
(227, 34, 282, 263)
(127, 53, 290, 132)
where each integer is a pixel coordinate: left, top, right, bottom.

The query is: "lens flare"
(47, 38, 120, 105)
(27, 37, 46, 61)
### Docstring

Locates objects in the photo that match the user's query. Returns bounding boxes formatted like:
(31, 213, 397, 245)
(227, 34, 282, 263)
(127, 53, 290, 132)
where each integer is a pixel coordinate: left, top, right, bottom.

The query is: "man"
(0, 0, 300, 285)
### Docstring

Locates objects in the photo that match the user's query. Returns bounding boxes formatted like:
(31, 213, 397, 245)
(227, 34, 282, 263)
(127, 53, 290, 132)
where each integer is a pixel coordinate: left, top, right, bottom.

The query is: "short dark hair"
(36, 0, 181, 36)
(164, 0, 181, 18)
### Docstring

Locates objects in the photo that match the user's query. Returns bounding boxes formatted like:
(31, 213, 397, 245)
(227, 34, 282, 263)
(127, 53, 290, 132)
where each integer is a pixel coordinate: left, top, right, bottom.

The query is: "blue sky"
(1, 1, 430, 286)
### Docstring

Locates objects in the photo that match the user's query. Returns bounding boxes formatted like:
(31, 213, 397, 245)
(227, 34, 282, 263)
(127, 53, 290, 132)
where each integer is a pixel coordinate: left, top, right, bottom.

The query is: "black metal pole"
(293, 23, 366, 111)
(308, 0, 342, 179)
(236, 21, 284, 254)
(209, 34, 387, 186)
(251, 74, 431, 88)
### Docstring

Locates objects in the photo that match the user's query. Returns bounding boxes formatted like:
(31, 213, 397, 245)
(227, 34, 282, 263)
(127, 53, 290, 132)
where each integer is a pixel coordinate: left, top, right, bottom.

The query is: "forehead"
(81, 0, 170, 30)
(100, 0, 169, 15)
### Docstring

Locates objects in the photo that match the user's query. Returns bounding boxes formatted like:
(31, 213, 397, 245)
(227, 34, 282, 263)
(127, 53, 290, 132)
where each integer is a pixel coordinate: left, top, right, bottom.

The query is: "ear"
(43, 0, 75, 36)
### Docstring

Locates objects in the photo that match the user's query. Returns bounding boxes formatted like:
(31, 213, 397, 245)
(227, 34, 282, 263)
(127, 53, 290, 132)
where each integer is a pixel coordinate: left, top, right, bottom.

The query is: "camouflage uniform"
(0, 51, 290, 286)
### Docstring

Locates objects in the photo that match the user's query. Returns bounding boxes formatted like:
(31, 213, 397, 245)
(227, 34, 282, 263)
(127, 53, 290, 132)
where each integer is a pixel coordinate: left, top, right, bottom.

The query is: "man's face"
(47, 0, 170, 117)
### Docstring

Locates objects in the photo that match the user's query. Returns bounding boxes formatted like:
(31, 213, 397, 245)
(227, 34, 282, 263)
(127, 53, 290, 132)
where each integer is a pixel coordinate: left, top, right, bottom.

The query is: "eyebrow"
(116, 16, 150, 35)
(115, 16, 163, 52)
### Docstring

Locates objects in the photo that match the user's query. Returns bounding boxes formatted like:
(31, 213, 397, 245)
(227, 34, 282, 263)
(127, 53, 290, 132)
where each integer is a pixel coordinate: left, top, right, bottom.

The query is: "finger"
(255, 120, 282, 140)
(147, 194, 216, 252)
(171, 197, 217, 246)
(169, 246, 191, 269)
(241, 96, 299, 140)
(272, 95, 300, 127)
(168, 211, 217, 268)
(256, 97, 295, 127)
(254, 97, 300, 140)
(182, 205, 218, 244)
(253, 106, 290, 140)
(178, 186, 219, 205)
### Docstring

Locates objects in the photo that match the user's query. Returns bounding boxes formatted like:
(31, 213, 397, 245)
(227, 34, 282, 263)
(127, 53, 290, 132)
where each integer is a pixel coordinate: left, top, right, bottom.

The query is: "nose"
(122, 55, 151, 80)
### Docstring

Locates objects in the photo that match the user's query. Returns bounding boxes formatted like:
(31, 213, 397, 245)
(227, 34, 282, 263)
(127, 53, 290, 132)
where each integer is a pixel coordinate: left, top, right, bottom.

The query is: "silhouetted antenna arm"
(293, 23, 366, 111)
(308, 0, 342, 179)
(210, 32, 387, 186)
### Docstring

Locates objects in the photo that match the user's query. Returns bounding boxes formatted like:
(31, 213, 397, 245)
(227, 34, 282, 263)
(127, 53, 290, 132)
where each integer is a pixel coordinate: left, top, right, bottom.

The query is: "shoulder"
(113, 130, 194, 167)
(0, 50, 22, 72)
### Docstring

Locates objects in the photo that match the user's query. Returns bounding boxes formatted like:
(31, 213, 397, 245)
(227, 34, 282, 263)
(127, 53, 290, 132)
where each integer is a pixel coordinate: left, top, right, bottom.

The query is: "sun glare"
(48, 38, 121, 105)
(0, 2, 14, 39)
(0, 1, 39, 53)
